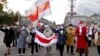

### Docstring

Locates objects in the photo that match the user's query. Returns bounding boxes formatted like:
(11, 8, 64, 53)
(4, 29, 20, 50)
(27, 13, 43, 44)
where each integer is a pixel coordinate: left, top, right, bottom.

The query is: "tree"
(0, 0, 20, 24)
(0, 0, 7, 13)
(0, 0, 7, 24)
(0, 3, 3, 13)
(0, 12, 12, 24)
(14, 11, 20, 22)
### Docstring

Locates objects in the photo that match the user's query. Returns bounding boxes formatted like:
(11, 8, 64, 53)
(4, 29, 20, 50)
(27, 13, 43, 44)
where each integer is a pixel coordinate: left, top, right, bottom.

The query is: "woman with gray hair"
(43, 25, 53, 55)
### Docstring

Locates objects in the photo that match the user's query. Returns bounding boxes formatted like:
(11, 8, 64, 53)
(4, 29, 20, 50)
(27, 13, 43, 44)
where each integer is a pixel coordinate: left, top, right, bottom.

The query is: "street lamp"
(17, 11, 21, 26)
(68, 0, 76, 23)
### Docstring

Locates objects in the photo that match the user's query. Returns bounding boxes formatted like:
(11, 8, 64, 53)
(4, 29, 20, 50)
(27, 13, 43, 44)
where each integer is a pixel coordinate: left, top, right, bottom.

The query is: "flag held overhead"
(26, 0, 51, 27)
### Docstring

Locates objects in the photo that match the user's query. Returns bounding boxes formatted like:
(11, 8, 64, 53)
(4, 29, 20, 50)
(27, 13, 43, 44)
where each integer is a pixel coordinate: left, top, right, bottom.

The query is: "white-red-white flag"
(35, 0, 51, 19)
(26, 0, 51, 27)
(25, 3, 38, 28)
(35, 30, 57, 47)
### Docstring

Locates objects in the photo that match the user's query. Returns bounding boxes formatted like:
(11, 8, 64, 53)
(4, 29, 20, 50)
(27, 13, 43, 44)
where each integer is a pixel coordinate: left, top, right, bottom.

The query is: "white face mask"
(57, 26, 60, 29)
(22, 26, 25, 30)
(7, 26, 10, 30)
(60, 30, 63, 34)
(46, 27, 49, 30)
(2, 27, 5, 29)
(14, 26, 17, 28)
(80, 24, 84, 28)
(60, 26, 63, 29)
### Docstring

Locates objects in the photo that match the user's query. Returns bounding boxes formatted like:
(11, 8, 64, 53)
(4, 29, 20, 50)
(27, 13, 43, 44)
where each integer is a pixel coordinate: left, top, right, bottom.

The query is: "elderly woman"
(43, 25, 53, 55)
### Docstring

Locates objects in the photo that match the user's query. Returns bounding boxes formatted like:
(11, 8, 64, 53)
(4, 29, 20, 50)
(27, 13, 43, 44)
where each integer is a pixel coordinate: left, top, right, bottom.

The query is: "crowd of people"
(0, 20, 100, 56)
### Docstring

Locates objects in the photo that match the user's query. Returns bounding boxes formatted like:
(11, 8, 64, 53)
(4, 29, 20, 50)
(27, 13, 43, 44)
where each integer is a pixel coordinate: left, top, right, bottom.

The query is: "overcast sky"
(7, 0, 100, 24)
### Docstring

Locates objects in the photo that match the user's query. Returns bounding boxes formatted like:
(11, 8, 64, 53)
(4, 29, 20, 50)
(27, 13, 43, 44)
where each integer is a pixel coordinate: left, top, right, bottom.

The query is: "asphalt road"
(0, 31, 100, 56)
(0, 45, 100, 56)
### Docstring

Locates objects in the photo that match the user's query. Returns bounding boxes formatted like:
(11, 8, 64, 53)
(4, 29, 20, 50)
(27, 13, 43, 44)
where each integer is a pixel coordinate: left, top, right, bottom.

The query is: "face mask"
(97, 28, 100, 32)
(7, 26, 10, 30)
(14, 26, 17, 28)
(22, 26, 25, 30)
(60, 26, 63, 29)
(60, 30, 63, 34)
(2, 27, 5, 29)
(57, 26, 60, 29)
(80, 24, 84, 27)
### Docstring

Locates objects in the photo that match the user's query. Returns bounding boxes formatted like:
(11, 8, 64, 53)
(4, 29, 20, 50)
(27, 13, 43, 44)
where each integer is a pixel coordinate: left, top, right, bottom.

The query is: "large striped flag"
(36, 0, 51, 19)
(35, 30, 57, 47)
(26, 0, 51, 27)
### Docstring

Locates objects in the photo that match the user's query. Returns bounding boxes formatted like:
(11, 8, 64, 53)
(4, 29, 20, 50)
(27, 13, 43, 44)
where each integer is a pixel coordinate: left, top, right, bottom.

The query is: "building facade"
(21, 16, 53, 26)
(64, 14, 100, 26)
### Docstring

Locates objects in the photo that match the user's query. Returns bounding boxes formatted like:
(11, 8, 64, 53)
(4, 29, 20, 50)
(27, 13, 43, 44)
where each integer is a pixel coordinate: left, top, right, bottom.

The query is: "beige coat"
(96, 32, 100, 46)
(43, 29, 53, 38)
(66, 26, 75, 46)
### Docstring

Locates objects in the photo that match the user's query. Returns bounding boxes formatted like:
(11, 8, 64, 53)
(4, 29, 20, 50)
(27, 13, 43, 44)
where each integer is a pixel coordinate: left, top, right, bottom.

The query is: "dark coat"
(57, 29, 66, 45)
(30, 32, 36, 45)
(10, 28, 15, 40)
(0, 27, 12, 44)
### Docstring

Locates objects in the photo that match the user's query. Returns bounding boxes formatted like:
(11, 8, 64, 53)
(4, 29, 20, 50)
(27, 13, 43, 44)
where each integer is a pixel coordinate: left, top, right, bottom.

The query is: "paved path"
(0, 31, 5, 46)
(0, 45, 99, 56)
(0, 31, 100, 56)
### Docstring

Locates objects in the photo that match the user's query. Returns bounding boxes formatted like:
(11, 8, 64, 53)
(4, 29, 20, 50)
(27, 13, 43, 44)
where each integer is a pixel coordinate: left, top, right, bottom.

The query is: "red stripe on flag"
(35, 33, 57, 43)
(38, 1, 50, 14)
(28, 9, 38, 22)
(44, 2, 50, 11)
(27, 1, 50, 22)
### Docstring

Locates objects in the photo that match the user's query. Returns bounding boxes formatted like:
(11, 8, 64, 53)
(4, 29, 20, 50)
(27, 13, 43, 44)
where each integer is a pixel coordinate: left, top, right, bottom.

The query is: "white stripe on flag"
(36, 0, 51, 19)
(35, 0, 49, 7)
(26, 4, 37, 16)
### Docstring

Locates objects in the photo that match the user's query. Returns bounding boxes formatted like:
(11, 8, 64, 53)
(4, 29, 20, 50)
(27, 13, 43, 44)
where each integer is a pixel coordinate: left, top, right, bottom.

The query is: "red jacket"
(76, 26, 88, 48)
